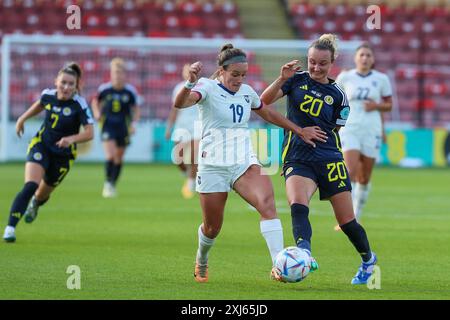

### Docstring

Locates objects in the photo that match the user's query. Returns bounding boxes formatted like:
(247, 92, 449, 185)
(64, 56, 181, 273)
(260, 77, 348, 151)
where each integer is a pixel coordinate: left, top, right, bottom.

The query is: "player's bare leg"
(194, 192, 227, 282)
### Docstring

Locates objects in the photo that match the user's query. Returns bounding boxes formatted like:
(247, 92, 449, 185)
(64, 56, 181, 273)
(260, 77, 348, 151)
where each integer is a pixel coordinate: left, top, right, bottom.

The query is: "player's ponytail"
(58, 62, 83, 93)
(210, 43, 247, 79)
(310, 34, 339, 62)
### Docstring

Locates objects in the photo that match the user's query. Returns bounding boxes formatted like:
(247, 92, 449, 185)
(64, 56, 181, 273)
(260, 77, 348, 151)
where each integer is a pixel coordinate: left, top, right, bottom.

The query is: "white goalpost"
(0, 34, 360, 162)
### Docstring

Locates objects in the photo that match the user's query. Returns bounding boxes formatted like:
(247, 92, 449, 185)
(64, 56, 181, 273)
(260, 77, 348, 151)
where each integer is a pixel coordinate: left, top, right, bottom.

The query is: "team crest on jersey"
(285, 167, 293, 175)
(63, 107, 71, 116)
(372, 81, 378, 87)
(121, 94, 130, 103)
(340, 107, 350, 120)
(324, 95, 334, 105)
(33, 152, 43, 161)
(244, 95, 250, 103)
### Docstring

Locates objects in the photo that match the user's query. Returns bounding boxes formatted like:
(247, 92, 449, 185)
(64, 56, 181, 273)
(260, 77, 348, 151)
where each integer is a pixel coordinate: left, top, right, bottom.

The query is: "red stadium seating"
(0, 0, 250, 120)
(284, 0, 450, 127)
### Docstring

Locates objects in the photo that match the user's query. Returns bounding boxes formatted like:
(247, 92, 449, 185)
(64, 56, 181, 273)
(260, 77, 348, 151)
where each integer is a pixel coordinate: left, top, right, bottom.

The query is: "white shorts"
(196, 155, 260, 193)
(340, 128, 382, 159)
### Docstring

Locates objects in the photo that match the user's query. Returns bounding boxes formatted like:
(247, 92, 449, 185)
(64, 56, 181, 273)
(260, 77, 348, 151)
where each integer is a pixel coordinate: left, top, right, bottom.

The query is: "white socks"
(353, 183, 371, 221)
(260, 218, 284, 264)
(196, 224, 215, 265)
(196, 219, 283, 267)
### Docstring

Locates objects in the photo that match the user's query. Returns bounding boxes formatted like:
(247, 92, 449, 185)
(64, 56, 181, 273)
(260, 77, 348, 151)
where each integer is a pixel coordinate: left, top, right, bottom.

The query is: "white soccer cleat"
(3, 226, 16, 243)
(102, 182, 117, 198)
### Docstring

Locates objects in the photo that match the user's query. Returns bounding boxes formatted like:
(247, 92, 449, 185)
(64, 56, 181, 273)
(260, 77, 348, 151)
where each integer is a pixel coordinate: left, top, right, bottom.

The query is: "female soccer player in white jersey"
(335, 43, 392, 226)
(174, 44, 326, 283)
(166, 64, 201, 199)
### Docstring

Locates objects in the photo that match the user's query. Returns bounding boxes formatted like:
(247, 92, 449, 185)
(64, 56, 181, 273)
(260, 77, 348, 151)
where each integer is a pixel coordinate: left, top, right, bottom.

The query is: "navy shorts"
(101, 123, 129, 147)
(283, 160, 352, 200)
(27, 142, 73, 187)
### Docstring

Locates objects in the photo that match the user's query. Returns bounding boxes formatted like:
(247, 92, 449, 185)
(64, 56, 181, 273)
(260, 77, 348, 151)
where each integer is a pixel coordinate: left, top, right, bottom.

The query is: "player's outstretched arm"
(55, 124, 94, 148)
(254, 105, 327, 148)
(165, 107, 179, 140)
(364, 96, 392, 112)
(16, 100, 44, 137)
(91, 97, 102, 121)
(261, 60, 300, 105)
(173, 62, 202, 109)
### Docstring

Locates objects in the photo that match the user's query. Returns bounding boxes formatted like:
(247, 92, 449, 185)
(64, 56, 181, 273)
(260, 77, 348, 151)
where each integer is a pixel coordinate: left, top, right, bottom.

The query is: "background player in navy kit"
(261, 34, 378, 285)
(92, 58, 141, 198)
(3, 62, 94, 242)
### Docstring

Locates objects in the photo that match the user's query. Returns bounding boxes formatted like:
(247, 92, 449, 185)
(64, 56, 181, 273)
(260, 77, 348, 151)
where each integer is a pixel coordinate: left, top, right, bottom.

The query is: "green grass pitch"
(1, 163, 449, 299)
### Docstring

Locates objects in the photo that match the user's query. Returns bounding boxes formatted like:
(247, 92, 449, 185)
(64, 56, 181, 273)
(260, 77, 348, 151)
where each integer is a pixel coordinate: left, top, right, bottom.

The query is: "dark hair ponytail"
(210, 43, 247, 79)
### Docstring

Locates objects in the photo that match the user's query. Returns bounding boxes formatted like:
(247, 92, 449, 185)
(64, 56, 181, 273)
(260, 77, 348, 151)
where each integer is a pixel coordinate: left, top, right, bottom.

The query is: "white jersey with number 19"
(192, 77, 263, 167)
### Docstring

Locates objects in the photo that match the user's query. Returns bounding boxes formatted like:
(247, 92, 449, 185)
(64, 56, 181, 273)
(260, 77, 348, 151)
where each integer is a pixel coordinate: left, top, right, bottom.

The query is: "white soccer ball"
(274, 246, 311, 283)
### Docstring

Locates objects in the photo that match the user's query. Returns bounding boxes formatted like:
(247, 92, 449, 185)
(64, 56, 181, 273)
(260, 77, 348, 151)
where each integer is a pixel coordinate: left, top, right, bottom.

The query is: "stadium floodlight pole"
(1, 36, 12, 162)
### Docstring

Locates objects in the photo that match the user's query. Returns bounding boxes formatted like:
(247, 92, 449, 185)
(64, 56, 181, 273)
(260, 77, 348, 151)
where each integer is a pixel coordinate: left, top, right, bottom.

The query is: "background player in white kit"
(335, 43, 392, 228)
(174, 44, 326, 283)
(166, 64, 201, 199)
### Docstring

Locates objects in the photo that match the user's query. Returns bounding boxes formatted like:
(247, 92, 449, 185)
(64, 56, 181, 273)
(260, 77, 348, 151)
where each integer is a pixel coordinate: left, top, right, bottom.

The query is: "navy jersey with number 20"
(281, 71, 350, 163)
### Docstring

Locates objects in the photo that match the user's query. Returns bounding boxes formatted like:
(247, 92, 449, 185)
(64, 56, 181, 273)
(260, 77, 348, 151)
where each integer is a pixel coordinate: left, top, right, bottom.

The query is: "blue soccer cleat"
(303, 249, 319, 272)
(351, 252, 377, 285)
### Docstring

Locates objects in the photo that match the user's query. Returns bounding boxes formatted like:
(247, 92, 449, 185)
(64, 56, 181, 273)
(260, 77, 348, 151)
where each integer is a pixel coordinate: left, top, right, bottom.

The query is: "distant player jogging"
(174, 43, 326, 283)
(335, 43, 393, 227)
(92, 58, 141, 198)
(261, 34, 378, 285)
(3, 62, 94, 242)
(165, 64, 201, 199)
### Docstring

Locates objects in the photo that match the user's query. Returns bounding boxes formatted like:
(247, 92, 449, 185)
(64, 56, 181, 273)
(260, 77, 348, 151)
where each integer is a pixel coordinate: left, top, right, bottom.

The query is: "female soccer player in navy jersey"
(3, 62, 94, 243)
(91, 58, 141, 198)
(174, 44, 326, 283)
(261, 34, 377, 285)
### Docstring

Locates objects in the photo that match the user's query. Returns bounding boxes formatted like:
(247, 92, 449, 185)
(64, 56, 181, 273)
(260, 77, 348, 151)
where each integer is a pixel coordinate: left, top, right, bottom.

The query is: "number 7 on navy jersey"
(229, 104, 244, 123)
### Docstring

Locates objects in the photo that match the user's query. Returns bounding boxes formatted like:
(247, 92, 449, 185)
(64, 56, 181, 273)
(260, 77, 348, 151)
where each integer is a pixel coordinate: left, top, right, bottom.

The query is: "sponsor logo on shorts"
(338, 181, 346, 188)
(63, 107, 71, 116)
(285, 167, 293, 175)
(33, 152, 43, 161)
(324, 95, 334, 105)
(197, 175, 201, 185)
(102, 132, 110, 140)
